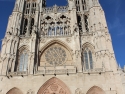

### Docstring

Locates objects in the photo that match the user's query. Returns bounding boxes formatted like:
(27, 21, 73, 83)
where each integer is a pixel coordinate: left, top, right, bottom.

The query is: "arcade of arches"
(6, 77, 105, 94)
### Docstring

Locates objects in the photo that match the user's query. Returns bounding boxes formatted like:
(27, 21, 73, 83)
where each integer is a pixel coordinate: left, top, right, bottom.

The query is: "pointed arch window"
(30, 18, 34, 34)
(84, 15, 89, 32)
(83, 48, 93, 70)
(15, 49, 29, 72)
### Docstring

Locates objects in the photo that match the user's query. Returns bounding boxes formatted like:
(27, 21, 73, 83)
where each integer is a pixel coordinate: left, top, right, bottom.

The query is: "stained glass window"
(45, 46, 67, 66)
(89, 51, 93, 69)
(84, 51, 88, 69)
(18, 50, 28, 71)
(83, 48, 93, 70)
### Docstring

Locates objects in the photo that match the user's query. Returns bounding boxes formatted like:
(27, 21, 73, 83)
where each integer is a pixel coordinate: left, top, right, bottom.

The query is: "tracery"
(41, 15, 71, 37)
(15, 47, 29, 72)
(83, 48, 93, 70)
(45, 46, 67, 66)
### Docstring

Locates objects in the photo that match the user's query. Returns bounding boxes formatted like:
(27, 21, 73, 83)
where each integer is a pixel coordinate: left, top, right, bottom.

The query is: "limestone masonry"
(0, 0, 125, 94)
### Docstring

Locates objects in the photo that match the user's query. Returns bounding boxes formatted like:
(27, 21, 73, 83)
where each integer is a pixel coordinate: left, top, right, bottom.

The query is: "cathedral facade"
(0, 0, 125, 94)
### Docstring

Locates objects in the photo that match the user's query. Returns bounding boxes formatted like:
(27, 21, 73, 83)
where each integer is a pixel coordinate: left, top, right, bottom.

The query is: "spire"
(13, 0, 19, 12)
(13, 3, 19, 12)
(93, 0, 100, 6)
(119, 63, 121, 69)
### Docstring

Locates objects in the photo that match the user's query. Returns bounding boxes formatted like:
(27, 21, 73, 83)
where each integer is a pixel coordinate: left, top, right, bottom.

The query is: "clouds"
(108, 17, 125, 36)
(104, 0, 125, 36)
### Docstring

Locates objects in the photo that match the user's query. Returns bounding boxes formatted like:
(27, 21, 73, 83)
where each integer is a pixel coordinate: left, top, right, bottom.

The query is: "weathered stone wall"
(0, 72, 124, 94)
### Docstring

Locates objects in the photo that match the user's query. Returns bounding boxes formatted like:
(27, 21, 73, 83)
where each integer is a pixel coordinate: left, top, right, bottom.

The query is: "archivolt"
(37, 77, 71, 94)
(6, 87, 23, 94)
(86, 86, 105, 94)
(82, 42, 95, 53)
(40, 39, 73, 56)
(18, 45, 29, 54)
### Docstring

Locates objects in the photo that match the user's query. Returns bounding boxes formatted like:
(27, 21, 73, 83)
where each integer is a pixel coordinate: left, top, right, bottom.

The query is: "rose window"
(45, 46, 67, 66)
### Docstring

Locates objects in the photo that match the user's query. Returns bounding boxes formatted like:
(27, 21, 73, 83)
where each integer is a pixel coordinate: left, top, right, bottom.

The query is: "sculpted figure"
(57, 27, 60, 35)
(74, 23, 79, 32)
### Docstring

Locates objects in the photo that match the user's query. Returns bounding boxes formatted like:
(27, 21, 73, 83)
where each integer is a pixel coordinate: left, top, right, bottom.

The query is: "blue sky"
(0, 0, 125, 68)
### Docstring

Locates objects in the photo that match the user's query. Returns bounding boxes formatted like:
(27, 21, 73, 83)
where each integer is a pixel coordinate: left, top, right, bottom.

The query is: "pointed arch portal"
(6, 87, 23, 94)
(86, 86, 105, 94)
(37, 77, 71, 94)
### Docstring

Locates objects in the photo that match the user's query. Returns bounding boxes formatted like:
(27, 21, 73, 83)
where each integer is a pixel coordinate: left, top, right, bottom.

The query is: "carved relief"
(50, 84, 58, 91)
(75, 50, 81, 58)
(44, 89, 50, 94)
(19, 39, 30, 48)
(40, 14, 71, 37)
(66, 38, 71, 43)
(45, 45, 67, 66)
(37, 77, 71, 94)
(76, 88, 83, 94)
(59, 88, 66, 94)
(40, 38, 47, 43)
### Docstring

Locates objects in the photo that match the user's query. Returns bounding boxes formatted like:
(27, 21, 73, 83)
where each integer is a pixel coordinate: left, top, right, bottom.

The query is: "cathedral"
(0, 0, 125, 94)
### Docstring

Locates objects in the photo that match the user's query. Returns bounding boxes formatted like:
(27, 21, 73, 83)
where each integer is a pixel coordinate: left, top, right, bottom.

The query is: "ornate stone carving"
(19, 39, 30, 48)
(73, 23, 79, 32)
(45, 46, 67, 66)
(75, 88, 82, 94)
(75, 50, 81, 58)
(38, 77, 71, 94)
(66, 38, 71, 43)
(42, 6, 68, 13)
(50, 84, 58, 91)
(40, 14, 71, 37)
(40, 38, 46, 43)
(59, 88, 66, 94)
(44, 89, 50, 94)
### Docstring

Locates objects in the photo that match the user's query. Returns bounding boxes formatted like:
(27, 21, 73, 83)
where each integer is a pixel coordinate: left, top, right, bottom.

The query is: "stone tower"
(0, 0, 125, 94)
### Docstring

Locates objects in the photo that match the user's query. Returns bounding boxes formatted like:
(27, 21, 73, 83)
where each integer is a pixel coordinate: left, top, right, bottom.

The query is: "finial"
(118, 63, 121, 69)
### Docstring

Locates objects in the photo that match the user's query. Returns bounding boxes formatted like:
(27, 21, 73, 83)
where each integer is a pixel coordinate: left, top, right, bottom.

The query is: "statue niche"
(37, 77, 71, 94)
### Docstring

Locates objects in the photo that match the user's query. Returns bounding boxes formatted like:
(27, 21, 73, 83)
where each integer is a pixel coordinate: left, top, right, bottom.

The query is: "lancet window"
(15, 48, 29, 72)
(84, 15, 89, 32)
(77, 15, 82, 32)
(24, 1, 36, 15)
(42, 0, 46, 7)
(82, 0, 87, 10)
(30, 18, 34, 34)
(41, 15, 71, 37)
(76, 0, 80, 4)
(76, 6, 80, 11)
(20, 0, 36, 35)
(21, 18, 28, 35)
(83, 48, 93, 70)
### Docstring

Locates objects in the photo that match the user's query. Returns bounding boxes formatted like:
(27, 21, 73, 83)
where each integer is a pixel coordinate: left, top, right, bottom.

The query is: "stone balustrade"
(8, 71, 28, 76)
(42, 6, 68, 13)
(36, 66, 76, 75)
(83, 68, 104, 73)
